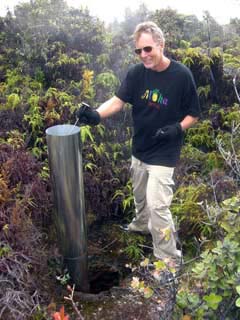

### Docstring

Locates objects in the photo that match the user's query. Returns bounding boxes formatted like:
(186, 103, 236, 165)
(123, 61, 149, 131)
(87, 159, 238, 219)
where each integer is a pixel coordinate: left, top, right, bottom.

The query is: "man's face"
(135, 32, 164, 71)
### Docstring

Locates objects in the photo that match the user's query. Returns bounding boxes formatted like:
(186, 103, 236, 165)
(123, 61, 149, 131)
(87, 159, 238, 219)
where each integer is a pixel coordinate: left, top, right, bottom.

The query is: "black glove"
(76, 102, 101, 125)
(153, 123, 183, 141)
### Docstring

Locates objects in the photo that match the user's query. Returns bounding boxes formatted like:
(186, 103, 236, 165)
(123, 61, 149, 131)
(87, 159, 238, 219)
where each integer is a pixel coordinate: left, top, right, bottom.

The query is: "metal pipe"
(46, 124, 89, 292)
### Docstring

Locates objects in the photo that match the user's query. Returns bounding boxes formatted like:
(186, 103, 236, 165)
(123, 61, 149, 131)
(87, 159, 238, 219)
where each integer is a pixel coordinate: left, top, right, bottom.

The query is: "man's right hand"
(76, 102, 101, 125)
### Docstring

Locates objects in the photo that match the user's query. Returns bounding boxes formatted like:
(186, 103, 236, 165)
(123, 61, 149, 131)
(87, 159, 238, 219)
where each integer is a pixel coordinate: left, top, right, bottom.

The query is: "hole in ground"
(88, 265, 120, 294)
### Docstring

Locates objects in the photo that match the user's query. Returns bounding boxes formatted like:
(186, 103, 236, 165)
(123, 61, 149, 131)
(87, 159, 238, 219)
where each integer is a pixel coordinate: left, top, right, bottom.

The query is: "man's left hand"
(153, 123, 183, 141)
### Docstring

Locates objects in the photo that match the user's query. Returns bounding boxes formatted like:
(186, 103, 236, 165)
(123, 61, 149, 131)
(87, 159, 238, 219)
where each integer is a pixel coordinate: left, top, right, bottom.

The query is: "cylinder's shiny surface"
(46, 124, 89, 291)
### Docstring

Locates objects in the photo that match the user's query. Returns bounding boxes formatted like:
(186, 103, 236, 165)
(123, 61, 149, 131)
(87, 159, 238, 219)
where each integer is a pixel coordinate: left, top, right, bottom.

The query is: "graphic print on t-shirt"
(141, 88, 168, 109)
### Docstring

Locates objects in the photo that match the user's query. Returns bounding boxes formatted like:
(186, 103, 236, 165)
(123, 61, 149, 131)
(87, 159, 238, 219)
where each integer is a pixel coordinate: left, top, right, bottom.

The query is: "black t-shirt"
(116, 60, 201, 167)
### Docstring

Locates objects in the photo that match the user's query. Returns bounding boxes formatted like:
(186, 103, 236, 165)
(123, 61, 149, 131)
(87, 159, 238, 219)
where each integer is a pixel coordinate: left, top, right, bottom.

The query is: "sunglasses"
(134, 46, 154, 55)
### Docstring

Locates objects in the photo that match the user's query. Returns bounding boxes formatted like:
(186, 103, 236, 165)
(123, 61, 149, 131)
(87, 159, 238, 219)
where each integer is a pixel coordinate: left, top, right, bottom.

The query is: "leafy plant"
(175, 195, 240, 319)
(79, 69, 95, 102)
(185, 120, 216, 150)
(172, 183, 210, 238)
(120, 232, 145, 261)
(6, 93, 21, 109)
(112, 179, 134, 214)
(197, 85, 211, 99)
(0, 142, 53, 319)
(24, 94, 44, 140)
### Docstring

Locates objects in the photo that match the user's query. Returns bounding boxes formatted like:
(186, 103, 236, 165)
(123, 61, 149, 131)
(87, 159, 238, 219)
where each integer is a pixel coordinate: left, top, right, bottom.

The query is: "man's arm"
(75, 96, 125, 125)
(97, 96, 125, 119)
(180, 115, 199, 131)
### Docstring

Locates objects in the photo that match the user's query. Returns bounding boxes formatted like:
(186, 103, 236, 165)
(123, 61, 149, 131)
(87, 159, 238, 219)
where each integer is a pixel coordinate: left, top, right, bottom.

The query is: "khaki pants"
(129, 156, 181, 263)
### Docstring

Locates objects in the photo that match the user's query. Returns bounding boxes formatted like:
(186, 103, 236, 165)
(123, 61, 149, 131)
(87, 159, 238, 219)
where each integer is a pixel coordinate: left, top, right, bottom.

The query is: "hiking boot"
(119, 224, 149, 235)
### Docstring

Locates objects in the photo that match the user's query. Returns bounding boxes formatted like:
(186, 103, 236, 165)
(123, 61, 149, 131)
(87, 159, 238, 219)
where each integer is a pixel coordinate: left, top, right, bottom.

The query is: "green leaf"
(236, 285, 240, 295)
(80, 126, 94, 143)
(154, 260, 166, 271)
(203, 293, 222, 310)
(236, 297, 240, 307)
(188, 293, 200, 307)
(176, 291, 189, 309)
(143, 287, 154, 299)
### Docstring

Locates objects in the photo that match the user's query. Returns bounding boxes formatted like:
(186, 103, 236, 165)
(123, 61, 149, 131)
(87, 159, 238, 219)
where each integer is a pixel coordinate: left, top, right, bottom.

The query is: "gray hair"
(133, 21, 165, 45)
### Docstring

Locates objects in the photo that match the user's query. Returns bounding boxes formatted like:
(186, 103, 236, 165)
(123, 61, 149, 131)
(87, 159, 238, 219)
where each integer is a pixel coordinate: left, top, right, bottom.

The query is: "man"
(76, 21, 200, 267)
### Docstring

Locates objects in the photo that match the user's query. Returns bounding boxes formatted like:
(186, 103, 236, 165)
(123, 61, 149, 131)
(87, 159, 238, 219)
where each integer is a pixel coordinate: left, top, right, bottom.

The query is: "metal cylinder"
(46, 124, 89, 292)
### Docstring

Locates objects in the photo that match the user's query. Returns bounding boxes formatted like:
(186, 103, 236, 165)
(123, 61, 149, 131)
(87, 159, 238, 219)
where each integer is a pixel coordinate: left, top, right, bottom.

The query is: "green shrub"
(175, 195, 240, 319)
(185, 120, 216, 150)
(6, 93, 21, 109)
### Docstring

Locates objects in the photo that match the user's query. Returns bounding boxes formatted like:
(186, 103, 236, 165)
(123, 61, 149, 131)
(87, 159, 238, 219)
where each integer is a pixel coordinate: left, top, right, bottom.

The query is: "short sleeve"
(115, 65, 138, 104)
(182, 69, 201, 118)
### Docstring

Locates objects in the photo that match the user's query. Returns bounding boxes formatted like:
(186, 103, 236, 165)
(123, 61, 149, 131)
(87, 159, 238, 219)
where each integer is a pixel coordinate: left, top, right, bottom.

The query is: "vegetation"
(0, 0, 240, 319)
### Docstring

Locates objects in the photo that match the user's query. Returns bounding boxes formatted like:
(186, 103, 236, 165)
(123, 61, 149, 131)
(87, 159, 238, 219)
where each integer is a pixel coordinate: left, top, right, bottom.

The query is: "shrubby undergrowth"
(0, 0, 240, 319)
